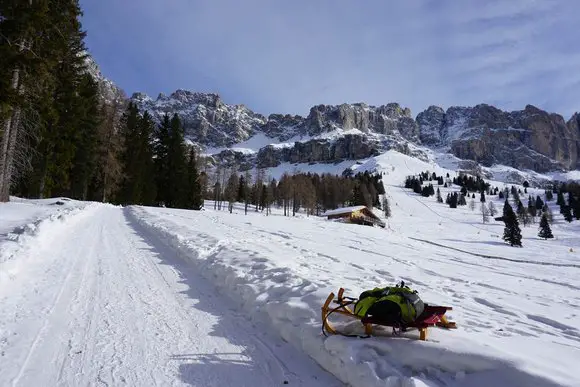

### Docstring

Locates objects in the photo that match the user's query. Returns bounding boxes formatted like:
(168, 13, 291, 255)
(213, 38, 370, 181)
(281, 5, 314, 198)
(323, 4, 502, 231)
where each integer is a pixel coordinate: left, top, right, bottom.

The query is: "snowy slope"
(0, 198, 97, 282)
(129, 194, 579, 387)
(1, 150, 579, 387)
(248, 147, 578, 188)
(0, 204, 340, 386)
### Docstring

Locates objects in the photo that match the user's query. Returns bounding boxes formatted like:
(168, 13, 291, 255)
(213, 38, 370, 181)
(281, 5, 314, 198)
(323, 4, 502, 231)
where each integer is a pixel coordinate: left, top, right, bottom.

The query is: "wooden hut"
(322, 206, 386, 228)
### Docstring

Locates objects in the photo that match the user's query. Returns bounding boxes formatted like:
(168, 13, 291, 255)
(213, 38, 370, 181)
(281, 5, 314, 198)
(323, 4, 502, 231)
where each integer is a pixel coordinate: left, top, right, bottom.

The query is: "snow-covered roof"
(322, 206, 367, 217)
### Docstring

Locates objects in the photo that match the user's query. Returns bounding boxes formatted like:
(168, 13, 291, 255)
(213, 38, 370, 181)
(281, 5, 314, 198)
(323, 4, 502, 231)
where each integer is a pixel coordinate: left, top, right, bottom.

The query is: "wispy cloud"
(81, 0, 580, 118)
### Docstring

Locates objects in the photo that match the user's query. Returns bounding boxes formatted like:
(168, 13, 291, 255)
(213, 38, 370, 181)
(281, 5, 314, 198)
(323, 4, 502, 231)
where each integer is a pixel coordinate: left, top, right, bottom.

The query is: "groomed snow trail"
(0, 205, 341, 387)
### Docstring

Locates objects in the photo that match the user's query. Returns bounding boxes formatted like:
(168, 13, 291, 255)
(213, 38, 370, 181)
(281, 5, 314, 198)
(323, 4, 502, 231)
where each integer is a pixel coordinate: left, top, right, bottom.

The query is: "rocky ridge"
(85, 56, 126, 106)
(130, 90, 580, 173)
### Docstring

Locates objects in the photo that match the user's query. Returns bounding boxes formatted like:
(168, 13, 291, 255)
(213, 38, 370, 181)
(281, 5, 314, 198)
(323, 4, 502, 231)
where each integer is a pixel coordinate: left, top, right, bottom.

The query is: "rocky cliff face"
(132, 90, 267, 147)
(85, 56, 126, 106)
(132, 92, 417, 168)
(130, 89, 579, 173)
(255, 135, 380, 168)
(417, 103, 580, 172)
(303, 103, 418, 141)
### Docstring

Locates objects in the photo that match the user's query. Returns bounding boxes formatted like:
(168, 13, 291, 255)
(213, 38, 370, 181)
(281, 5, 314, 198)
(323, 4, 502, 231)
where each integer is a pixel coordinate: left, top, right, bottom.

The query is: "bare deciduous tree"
(481, 203, 489, 223)
(224, 169, 239, 213)
(488, 201, 497, 217)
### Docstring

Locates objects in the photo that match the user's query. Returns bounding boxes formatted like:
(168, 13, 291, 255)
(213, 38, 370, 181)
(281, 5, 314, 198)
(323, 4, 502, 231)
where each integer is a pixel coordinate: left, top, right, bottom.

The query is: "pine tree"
(243, 169, 252, 215)
(569, 193, 579, 220)
(449, 192, 458, 208)
(154, 114, 171, 206)
(412, 179, 422, 194)
(69, 74, 100, 200)
(538, 213, 554, 240)
(237, 175, 246, 202)
(138, 112, 157, 205)
(527, 196, 537, 219)
(557, 191, 565, 206)
(562, 205, 573, 222)
(185, 147, 203, 210)
(517, 200, 530, 227)
(225, 170, 239, 213)
(480, 191, 485, 203)
(436, 187, 443, 203)
(502, 200, 522, 247)
(118, 102, 143, 204)
(166, 114, 187, 207)
(535, 195, 544, 212)
(93, 95, 125, 203)
(0, 1, 55, 201)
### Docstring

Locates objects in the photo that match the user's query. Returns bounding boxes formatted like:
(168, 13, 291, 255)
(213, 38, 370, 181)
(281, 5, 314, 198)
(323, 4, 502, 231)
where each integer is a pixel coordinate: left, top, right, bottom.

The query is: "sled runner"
(321, 287, 456, 341)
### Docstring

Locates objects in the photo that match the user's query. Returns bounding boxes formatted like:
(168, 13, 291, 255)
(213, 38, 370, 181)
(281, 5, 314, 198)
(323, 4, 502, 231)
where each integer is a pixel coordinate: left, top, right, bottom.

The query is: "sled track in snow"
(409, 237, 580, 269)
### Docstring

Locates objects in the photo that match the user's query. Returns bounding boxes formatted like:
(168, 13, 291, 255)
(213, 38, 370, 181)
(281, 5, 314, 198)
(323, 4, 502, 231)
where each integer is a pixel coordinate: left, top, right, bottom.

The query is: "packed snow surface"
(1, 152, 579, 386)
(0, 202, 340, 386)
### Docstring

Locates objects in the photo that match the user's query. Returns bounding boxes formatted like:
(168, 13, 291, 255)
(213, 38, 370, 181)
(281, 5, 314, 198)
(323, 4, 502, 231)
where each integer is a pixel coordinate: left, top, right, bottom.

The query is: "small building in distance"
(322, 205, 386, 228)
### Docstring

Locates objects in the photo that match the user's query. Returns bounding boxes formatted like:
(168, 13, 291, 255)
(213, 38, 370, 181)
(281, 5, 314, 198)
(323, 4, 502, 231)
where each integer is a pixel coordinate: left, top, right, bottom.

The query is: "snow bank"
(127, 206, 572, 387)
(0, 200, 100, 283)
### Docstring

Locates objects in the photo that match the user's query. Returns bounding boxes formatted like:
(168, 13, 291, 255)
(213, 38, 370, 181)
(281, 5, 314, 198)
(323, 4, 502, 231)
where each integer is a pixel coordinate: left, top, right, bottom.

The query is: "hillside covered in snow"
(2, 151, 579, 387)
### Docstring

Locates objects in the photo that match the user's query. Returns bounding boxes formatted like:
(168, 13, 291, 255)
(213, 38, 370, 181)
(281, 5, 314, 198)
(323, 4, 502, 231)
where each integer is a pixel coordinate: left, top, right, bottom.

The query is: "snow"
(126, 192, 580, 387)
(1, 151, 579, 386)
(0, 204, 339, 387)
(202, 133, 297, 155)
(202, 129, 374, 157)
(0, 198, 98, 283)
(313, 128, 367, 140)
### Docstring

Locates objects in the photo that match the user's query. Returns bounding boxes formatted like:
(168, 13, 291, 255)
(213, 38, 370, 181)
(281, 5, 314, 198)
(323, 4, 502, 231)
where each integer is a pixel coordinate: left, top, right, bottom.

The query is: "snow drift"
(127, 203, 577, 387)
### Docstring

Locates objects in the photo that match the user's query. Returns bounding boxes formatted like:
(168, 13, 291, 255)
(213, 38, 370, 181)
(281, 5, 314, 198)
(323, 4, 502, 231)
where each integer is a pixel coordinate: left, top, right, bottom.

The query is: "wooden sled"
(321, 287, 457, 341)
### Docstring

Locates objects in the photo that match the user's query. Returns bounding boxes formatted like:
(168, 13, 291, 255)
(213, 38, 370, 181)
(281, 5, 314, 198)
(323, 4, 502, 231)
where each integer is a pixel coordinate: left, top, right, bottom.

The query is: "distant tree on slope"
(542, 204, 553, 224)
(562, 205, 573, 222)
(502, 200, 522, 247)
(517, 200, 530, 227)
(538, 213, 554, 240)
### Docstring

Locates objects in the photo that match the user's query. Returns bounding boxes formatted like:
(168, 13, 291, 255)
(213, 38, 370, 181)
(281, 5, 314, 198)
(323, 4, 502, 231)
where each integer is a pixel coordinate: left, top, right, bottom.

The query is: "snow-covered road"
(0, 205, 340, 387)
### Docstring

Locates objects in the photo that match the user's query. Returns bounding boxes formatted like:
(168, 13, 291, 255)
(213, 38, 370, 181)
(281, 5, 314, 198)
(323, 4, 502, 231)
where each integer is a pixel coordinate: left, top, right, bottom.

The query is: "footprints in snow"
(473, 297, 518, 317)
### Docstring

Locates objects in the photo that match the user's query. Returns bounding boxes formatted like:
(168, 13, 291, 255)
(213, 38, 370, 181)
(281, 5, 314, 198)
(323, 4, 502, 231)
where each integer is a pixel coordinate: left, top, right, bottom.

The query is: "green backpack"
(353, 282, 424, 324)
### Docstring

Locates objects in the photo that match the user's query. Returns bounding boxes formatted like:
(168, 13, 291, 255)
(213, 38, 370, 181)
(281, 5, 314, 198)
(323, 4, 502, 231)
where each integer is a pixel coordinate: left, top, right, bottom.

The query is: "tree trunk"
(102, 169, 108, 202)
(0, 67, 23, 202)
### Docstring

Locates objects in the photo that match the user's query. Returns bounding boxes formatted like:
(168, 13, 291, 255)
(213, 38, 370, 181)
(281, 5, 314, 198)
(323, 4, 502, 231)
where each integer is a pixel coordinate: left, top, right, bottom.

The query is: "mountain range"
(128, 89, 580, 174)
(85, 57, 580, 177)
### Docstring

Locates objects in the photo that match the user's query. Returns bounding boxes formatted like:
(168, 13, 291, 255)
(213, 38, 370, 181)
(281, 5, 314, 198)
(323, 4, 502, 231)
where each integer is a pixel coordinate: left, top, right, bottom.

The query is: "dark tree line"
(0, 1, 205, 209)
(2, 0, 112, 201)
(115, 103, 204, 209)
(209, 170, 387, 217)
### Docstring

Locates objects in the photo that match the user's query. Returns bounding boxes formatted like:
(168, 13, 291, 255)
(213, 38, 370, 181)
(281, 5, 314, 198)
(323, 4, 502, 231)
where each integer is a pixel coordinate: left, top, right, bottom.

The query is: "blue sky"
(80, 0, 579, 119)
